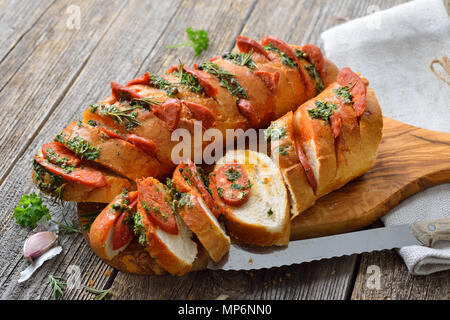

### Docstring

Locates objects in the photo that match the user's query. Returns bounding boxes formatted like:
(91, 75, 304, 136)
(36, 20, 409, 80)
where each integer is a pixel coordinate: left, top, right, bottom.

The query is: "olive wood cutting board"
(77, 117, 450, 275)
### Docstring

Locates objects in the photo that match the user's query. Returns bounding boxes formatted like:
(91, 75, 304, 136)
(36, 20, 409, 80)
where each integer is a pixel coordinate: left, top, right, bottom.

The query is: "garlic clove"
(23, 231, 57, 262)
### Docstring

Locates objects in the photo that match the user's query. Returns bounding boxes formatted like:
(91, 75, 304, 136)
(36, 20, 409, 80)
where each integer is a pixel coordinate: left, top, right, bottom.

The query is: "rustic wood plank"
(0, 0, 55, 64)
(110, 256, 357, 300)
(351, 250, 450, 300)
(0, 0, 184, 300)
(0, 0, 128, 185)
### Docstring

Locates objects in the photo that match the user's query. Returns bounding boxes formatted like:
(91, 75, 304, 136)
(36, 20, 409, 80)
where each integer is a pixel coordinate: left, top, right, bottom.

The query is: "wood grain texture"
(351, 250, 450, 300)
(0, 0, 185, 300)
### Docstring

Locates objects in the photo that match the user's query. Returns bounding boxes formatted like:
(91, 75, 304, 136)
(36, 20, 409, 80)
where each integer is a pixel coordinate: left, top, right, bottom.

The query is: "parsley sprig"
(13, 192, 51, 228)
(166, 27, 209, 56)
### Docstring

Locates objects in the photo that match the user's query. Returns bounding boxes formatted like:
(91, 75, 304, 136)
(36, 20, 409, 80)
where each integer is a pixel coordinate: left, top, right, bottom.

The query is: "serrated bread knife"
(208, 218, 450, 271)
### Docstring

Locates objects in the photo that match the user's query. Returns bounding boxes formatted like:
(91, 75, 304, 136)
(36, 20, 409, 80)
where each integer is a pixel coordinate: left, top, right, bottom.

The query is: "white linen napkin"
(320, 0, 450, 275)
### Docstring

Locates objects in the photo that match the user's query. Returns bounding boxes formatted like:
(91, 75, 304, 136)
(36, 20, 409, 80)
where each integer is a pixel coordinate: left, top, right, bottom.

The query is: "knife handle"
(410, 218, 450, 247)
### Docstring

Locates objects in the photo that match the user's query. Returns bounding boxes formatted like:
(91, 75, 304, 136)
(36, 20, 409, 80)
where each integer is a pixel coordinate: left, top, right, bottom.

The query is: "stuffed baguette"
(32, 35, 338, 202)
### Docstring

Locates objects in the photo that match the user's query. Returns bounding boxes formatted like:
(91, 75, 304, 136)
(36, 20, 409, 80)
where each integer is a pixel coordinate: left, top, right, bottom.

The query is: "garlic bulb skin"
(23, 232, 57, 262)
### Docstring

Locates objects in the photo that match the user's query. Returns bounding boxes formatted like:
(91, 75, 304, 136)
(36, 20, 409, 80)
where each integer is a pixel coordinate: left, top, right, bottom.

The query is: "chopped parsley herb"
(32, 160, 65, 201)
(176, 193, 192, 209)
(264, 44, 298, 68)
(225, 167, 241, 182)
(149, 74, 178, 97)
(264, 123, 286, 142)
(308, 101, 338, 122)
(45, 148, 76, 173)
(65, 137, 101, 160)
(89, 104, 100, 113)
(13, 192, 51, 228)
(97, 105, 141, 130)
(54, 133, 66, 144)
(294, 48, 307, 60)
(198, 62, 248, 99)
(222, 50, 257, 70)
(87, 120, 98, 127)
(267, 208, 273, 216)
(333, 85, 354, 105)
(217, 187, 224, 198)
(230, 179, 252, 190)
(166, 27, 209, 56)
(305, 64, 324, 94)
(276, 145, 289, 156)
(142, 201, 167, 220)
(132, 213, 147, 245)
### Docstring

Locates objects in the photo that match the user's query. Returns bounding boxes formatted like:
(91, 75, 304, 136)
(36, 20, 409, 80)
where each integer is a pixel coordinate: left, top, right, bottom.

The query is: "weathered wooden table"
(0, 0, 449, 300)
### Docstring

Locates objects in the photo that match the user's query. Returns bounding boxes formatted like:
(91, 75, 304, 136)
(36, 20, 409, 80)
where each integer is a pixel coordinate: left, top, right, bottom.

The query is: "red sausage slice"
(237, 99, 259, 127)
(126, 134, 158, 157)
(111, 82, 144, 102)
(34, 155, 106, 188)
(261, 36, 315, 97)
(236, 35, 271, 60)
(254, 70, 280, 94)
(182, 66, 218, 98)
(152, 98, 181, 131)
(126, 72, 151, 86)
(294, 140, 317, 190)
(215, 162, 251, 207)
(42, 142, 80, 167)
(137, 178, 178, 235)
(337, 68, 367, 117)
(112, 192, 138, 250)
(330, 112, 342, 139)
(182, 101, 216, 129)
(301, 44, 325, 77)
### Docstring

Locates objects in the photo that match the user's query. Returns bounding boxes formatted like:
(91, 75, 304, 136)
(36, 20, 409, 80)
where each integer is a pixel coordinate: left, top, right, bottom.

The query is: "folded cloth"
(321, 0, 450, 275)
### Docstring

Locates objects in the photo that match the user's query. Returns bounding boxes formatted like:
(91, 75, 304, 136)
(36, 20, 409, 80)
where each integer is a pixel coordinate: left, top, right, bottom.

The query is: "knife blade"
(208, 222, 437, 271)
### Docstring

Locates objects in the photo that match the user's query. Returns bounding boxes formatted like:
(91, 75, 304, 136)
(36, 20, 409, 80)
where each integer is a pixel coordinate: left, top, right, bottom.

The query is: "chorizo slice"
(137, 177, 178, 235)
(214, 162, 251, 207)
(126, 72, 151, 86)
(34, 155, 106, 188)
(181, 101, 216, 129)
(151, 98, 181, 131)
(301, 44, 325, 77)
(236, 35, 272, 61)
(337, 67, 367, 117)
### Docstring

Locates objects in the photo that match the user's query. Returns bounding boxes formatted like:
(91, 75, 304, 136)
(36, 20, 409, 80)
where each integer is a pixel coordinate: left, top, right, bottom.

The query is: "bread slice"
(213, 150, 290, 246)
(267, 111, 315, 219)
(177, 192, 230, 262)
(137, 177, 197, 276)
(89, 191, 137, 261)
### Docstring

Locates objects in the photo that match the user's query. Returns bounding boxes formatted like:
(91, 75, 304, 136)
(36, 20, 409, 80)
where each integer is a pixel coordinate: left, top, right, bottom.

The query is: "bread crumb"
(248, 258, 253, 264)
(286, 273, 291, 278)
(88, 279, 94, 286)
(104, 269, 111, 277)
(215, 294, 229, 300)
(188, 295, 195, 300)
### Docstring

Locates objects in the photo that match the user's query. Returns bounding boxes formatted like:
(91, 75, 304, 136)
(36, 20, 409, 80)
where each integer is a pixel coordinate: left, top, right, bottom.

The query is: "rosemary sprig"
(222, 49, 257, 70)
(98, 105, 141, 130)
(84, 286, 111, 300)
(49, 275, 66, 300)
(198, 62, 248, 99)
(172, 61, 204, 94)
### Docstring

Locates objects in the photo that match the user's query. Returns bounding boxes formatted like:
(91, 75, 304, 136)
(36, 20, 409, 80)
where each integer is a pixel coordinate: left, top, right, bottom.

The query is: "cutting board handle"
(410, 218, 450, 247)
